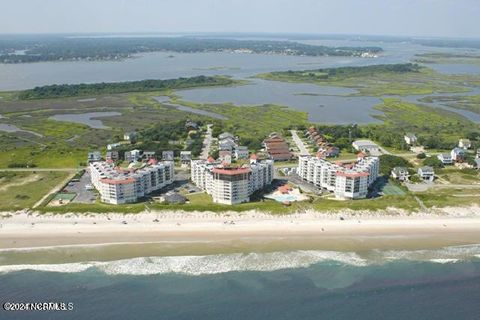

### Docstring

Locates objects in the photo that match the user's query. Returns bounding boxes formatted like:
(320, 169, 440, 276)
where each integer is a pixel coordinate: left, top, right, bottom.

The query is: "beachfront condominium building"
(90, 160, 174, 204)
(298, 155, 379, 199)
(191, 158, 274, 205)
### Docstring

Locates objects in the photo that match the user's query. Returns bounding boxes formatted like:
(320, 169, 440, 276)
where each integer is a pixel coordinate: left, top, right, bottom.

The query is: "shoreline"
(2, 206, 480, 251)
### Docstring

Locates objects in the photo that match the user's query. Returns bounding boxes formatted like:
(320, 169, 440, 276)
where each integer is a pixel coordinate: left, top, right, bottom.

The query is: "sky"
(0, 0, 479, 38)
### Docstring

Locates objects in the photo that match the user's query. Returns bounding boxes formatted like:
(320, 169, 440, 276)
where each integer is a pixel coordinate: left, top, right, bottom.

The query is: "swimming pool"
(265, 194, 303, 202)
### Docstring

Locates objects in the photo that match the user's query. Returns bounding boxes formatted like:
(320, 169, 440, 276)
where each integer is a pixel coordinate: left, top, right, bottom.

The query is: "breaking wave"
(0, 251, 366, 275)
(1, 245, 480, 276)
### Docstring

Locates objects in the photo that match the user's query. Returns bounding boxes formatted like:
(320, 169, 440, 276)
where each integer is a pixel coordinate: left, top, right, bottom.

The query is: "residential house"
(107, 143, 121, 150)
(162, 151, 174, 161)
(185, 120, 199, 131)
(123, 132, 137, 143)
(219, 132, 235, 141)
(459, 139, 472, 150)
(219, 150, 233, 164)
(125, 149, 142, 163)
(404, 133, 417, 146)
(87, 151, 102, 163)
(219, 137, 237, 151)
(106, 151, 119, 162)
(263, 134, 293, 161)
(318, 146, 340, 158)
(475, 158, 480, 170)
(143, 151, 156, 160)
(391, 167, 410, 181)
(451, 147, 466, 162)
(437, 153, 453, 165)
(234, 146, 249, 160)
(352, 140, 380, 155)
(418, 166, 435, 182)
(180, 151, 192, 166)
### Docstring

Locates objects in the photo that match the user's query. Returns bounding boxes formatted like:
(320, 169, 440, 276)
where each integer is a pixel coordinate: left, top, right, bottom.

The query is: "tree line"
(19, 76, 236, 99)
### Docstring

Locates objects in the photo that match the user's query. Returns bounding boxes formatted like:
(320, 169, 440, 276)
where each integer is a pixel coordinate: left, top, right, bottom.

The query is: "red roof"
(336, 171, 370, 178)
(212, 167, 251, 175)
(264, 137, 285, 143)
(100, 178, 136, 185)
(148, 159, 158, 165)
(250, 154, 258, 160)
(207, 156, 215, 163)
(278, 185, 293, 193)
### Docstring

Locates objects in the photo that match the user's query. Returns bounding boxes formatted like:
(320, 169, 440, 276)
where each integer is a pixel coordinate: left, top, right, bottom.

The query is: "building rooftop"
(212, 167, 252, 175)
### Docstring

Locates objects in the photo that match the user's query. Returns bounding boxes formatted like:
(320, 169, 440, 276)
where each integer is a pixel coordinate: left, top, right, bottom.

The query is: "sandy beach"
(2, 206, 480, 252)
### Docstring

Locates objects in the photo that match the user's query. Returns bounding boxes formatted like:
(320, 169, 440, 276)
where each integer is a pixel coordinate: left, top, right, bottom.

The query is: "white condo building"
(298, 155, 379, 199)
(90, 160, 174, 204)
(191, 159, 274, 205)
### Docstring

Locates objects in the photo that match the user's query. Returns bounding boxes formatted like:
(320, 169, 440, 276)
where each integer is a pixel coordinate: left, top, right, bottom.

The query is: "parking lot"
(64, 170, 98, 204)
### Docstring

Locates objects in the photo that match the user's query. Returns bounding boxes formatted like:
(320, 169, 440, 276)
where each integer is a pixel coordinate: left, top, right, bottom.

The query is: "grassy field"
(416, 188, 480, 209)
(0, 171, 70, 211)
(414, 53, 480, 66)
(374, 98, 476, 145)
(419, 94, 480, 115)
(436, 167, 480, 184)
(150, 191, 421, 214)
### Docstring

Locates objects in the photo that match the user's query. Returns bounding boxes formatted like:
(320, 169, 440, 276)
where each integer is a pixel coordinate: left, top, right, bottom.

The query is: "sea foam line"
(0, 250, 367, 275)
(2, 245, 480, 276)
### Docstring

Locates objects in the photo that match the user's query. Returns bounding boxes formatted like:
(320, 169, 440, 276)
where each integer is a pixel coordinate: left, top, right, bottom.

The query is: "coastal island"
(0, 36, 382, 64)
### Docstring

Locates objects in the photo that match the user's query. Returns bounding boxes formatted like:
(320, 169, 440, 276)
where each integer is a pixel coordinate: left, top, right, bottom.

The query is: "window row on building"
(298, 155, 379, 199)
(90, 160, 174, 204)
(191, 158, 274, 205)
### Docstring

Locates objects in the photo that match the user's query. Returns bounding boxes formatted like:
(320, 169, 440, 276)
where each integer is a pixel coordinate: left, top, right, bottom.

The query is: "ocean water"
(1, 246, 480, 319)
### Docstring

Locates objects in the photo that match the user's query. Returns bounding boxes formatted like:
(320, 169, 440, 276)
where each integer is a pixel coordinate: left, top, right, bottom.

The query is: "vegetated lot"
(0, 171, 69, 211)
(419, 94, 480, 115)
(149, 189, 420, 214)
(436, 167, 480, 185)
(257, 63, 480, 96)
(0, 94, 210, 168)
(416, 187, 480, 209)
(168, 97, 309, 151)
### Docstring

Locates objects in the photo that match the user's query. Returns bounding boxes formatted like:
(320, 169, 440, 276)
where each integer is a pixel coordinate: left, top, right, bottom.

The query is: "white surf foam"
(376, 244, 480, 264)
(2, 245, 480, 276)
(429, 259, 460, 264)
(0, 250, 367, 275)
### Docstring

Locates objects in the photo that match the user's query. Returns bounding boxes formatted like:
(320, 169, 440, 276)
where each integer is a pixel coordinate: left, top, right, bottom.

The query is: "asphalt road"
(290, 130, 310, 156)
(200, 124, 213, 160)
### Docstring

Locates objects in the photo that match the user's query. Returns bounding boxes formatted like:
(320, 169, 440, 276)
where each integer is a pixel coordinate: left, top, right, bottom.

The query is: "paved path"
(200, 124, 213, 160)
(414, 195, 428, 212)
(290, 130, 310, 156)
